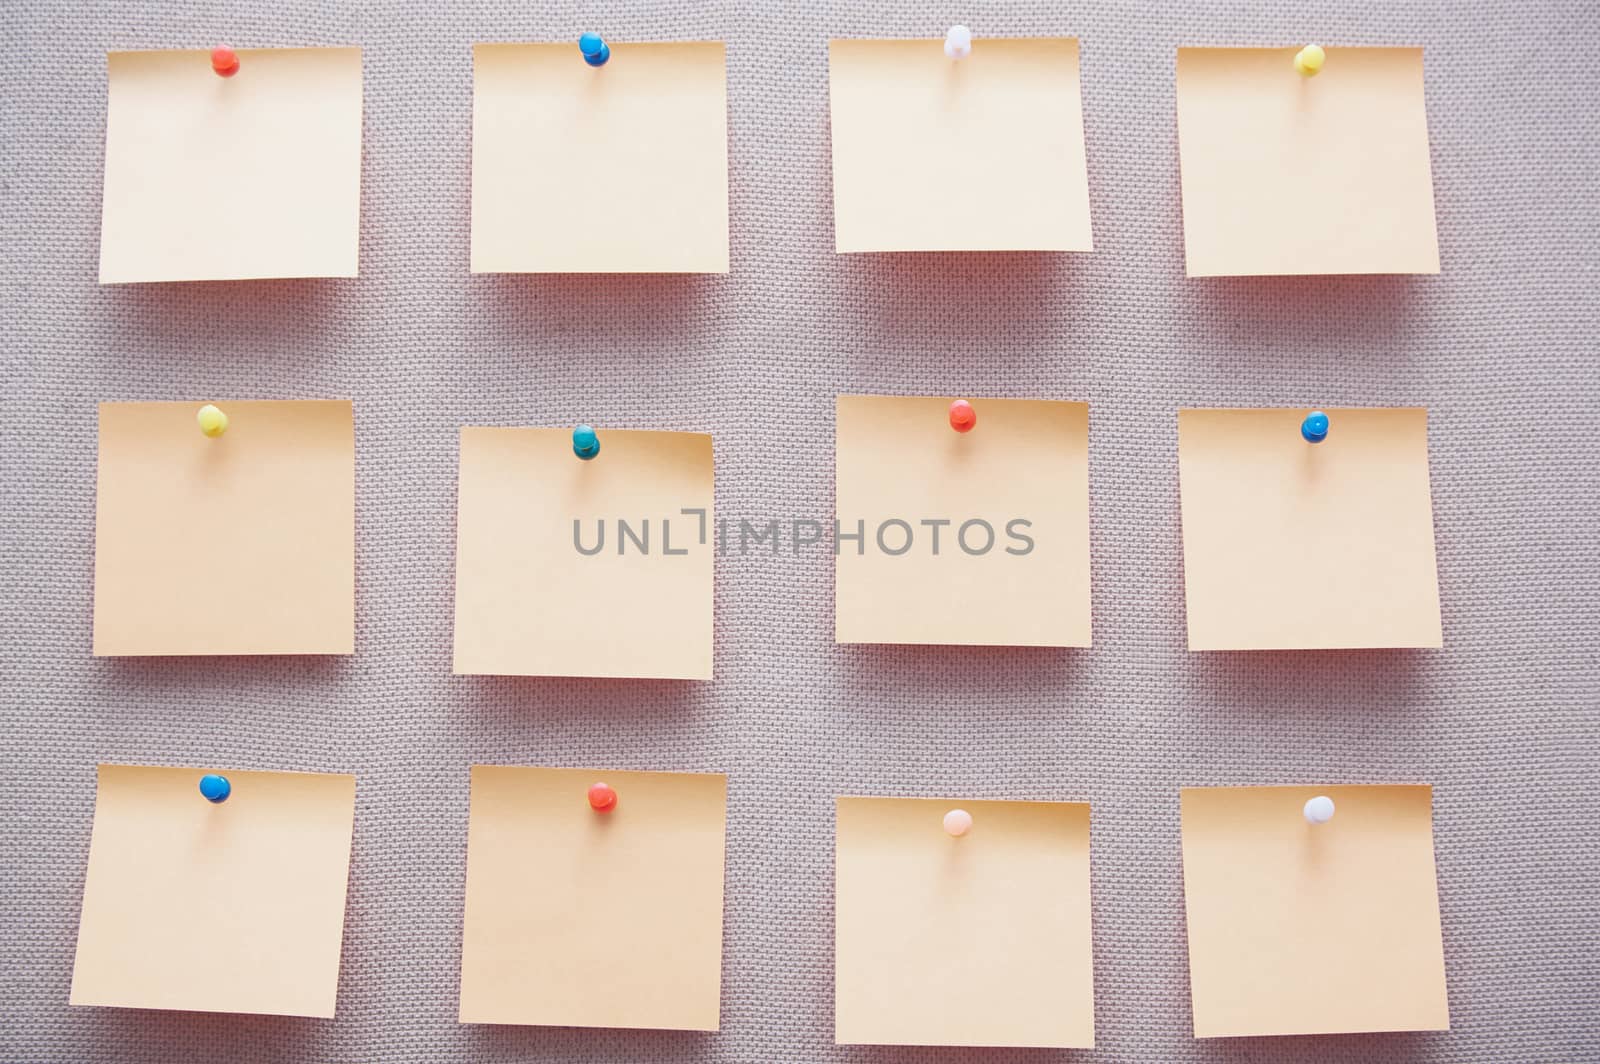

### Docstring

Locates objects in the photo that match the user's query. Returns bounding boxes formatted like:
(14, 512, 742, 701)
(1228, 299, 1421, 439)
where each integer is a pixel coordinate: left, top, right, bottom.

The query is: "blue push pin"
(579, 32, 610, 67)
(1301, 410, 1330, 444)
(198, 773, 232, 803)
(573, 424, 600, 460)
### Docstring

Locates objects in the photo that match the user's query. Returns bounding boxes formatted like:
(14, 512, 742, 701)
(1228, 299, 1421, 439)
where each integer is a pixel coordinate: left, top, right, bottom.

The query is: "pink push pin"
(587, 781, 618, 813)
(211, 46, 240, 78)
(943, 808, 973, 837)
(949, 399, 976, 433)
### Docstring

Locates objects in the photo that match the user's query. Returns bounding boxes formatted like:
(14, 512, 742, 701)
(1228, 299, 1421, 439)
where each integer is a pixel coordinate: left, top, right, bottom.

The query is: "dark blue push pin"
(198, 773, 232, 803)
(573, 424, 600, 460)
(578, 33, 610, 67)
(1301, 410, 1330, 444)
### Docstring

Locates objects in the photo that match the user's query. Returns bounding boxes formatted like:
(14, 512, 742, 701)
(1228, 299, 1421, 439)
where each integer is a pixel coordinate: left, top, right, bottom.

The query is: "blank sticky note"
(452, 428, 713, 678)
(99, 48, 362, 283)
(460, 766, 726, 1030)
(1178, 408, 1441, 650)
(835, 797, 1094, 1047)
(1181, 785, 1449, 1037)
(471, 43, 729, 273)
(828, 39, 1092, 252)
(835, 396, 1090, 646)
(94, 401, 355, 656)
(71, 765, 357, 1017)
(1176, 47, 1439, 276)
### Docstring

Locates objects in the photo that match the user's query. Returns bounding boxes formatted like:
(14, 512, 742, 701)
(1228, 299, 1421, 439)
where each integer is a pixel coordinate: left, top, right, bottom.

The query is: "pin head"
(197, 404, 229, 438)
(211, 46, 240, 78)
(579, 33, 610, 67)
(199, 773, 232, 803)
(1303, 795, 1335, 824)
(943, 808, 973, 837)
(1294, 45, 1326, 77)
(573, 424, 600, 460)
(1301, 410, 1329, 443)
(944, 26, 973, 60)
(949, 399, 976, 433)
(588, 781, 618, 812)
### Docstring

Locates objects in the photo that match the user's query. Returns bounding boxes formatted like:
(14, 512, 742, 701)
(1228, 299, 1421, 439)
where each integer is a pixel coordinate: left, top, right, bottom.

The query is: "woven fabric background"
(4, 1, 1599, 1061)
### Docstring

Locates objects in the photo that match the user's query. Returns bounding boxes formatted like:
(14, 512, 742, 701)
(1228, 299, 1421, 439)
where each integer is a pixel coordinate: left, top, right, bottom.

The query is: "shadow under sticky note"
(835, 396, 1090, 646)
(1180, 785, 1449, 1037)
(70, 765, 357, 1017)
(1177, 407, 1442, 650)
(451, 427, 714, 678)
(93, 401, 355, 656)
(834, 797, 1094, 1048)
(471, 42, 729, 273)
(1175, 47, 1439, 276)
(459, 766, 727, 1030)
(827, 38, 1092, 253)
(99, 48, 362, 283)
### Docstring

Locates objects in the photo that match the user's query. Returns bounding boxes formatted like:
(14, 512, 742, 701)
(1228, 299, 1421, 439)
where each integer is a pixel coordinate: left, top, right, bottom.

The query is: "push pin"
(573, 424, 600, 460)
(1301, 410, 1329, 443)
(211, 46, 240, 78)
(944, 25, 973, 60)
(588, 782, 618, 813)
(1303, 795, 1335, 824)
(579, 33, 610, 67)
(943, 808, 973, 837)
(197, 404, 229, 438)
(1294, 45, 1325, 77)
(949, 399, 976, 433)
(198, 773, 232, 803)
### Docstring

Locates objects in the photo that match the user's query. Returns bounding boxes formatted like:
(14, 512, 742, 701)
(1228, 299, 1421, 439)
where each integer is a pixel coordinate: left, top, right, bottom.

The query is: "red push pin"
(211, 46, 240, 78)
(587, 781, 618, 813)
(949, 399, 976, 433)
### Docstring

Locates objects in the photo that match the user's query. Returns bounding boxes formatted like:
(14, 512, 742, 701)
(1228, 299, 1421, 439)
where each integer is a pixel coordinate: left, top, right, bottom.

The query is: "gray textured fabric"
(4, 1, 1599, 1061)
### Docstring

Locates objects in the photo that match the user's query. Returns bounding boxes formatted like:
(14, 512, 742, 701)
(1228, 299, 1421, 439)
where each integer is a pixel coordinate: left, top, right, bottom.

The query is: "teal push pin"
(1301, 410, 1330, 443)
(579, 32, 610, 67)
(573, 424, 600, 460)
(198, 773, 231, 803)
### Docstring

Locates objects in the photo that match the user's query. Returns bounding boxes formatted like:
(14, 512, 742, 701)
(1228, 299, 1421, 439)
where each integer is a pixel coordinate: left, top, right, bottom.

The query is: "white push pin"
(944, 25, 973, 60)
(1303, 795, 1336, 824)
(943, 808, 973, 837)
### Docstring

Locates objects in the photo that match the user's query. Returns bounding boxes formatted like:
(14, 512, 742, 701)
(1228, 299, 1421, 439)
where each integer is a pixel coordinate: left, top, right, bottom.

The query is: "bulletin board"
(3, 1, 1597, 1062)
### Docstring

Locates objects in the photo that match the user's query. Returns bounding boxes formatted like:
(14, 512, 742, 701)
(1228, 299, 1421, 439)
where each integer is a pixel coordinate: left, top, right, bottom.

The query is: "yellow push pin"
(1294, 44, 1326, 77)
(196, 404, 229, 438)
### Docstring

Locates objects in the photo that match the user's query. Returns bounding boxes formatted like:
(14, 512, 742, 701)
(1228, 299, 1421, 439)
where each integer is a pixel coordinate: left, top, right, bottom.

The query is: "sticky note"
(828, 39, 1093, 252)
(452, 428, 713, 678)
(471, 42, 729, 273)
(1175, 47, 1439, 276)
(834, 797, 1094, 1047)
(1180, 785, 1449, 1037)
(71, 765, 357, 1017)
(94, 401, 355, 656)
(835, 396, 1090, 646)
(459, 766, 726, 1030)
(99, 48, 362, 283)
(1177, 407, 1441, 650)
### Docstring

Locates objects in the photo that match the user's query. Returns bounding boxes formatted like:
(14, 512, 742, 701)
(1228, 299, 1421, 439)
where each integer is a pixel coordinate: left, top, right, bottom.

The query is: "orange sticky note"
(1175, 47, 1439, 276)
(471, 42, 729, 273)
(827, 38, 1093, 252)
(99, 48, 362, 283)
(93, 401, 355, 656)
(1180, 785, 1449, 1037)
(1178, 408, 1442, 650)
(834, 797, 1094, 1048)
(452, 428, 713, 678)
(459, 766, 727, 1030)
(835, 396, 1090, 646)
(71, 765, 357, 1017)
